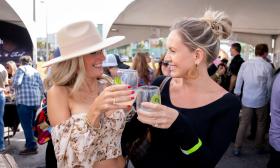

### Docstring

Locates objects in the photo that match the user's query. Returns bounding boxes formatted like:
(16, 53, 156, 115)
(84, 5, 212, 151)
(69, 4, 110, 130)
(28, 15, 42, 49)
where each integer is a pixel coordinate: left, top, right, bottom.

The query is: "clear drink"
(114, 69, 138, 106)
(136, 85, 161, 112)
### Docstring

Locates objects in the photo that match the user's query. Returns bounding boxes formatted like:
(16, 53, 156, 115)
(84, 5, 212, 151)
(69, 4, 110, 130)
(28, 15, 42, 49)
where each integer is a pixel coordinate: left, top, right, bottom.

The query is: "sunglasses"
(160, 61, 169, 67)
(90, 50, 103, 55)
(108, 66, 117, 69)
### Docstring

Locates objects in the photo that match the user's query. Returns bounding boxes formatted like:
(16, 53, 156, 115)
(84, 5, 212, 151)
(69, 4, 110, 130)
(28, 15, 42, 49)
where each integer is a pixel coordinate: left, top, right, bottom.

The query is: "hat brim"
(42, 36, 125, 67)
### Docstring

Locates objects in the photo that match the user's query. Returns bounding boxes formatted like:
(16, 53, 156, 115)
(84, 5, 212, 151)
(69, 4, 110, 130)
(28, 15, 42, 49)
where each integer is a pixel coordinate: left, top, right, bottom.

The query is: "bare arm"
(229, 75, 237, 92)
(47, 85, 71, 126)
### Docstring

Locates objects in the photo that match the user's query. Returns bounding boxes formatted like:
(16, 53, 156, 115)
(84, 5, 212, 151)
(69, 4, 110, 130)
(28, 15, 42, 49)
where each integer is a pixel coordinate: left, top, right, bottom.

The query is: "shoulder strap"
(159, 76, 171, 92)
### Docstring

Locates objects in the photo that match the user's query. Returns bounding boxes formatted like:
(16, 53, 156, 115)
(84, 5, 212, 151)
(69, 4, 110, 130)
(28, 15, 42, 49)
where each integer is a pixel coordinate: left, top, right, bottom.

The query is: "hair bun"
(201, 10, 232, 39)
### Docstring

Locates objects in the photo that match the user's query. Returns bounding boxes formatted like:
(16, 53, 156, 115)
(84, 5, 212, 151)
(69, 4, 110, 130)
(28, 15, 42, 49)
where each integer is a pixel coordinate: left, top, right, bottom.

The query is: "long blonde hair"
(44, 57, 86, 94)
(6, 61, 17, 77)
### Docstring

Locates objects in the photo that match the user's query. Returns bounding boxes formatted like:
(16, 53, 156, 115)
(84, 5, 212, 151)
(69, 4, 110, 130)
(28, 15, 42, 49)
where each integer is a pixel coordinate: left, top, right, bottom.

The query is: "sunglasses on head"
(160, 61, 169, 67)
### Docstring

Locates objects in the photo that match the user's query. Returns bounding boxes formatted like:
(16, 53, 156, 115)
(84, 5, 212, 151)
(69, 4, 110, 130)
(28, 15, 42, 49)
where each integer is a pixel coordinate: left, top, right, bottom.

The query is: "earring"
(187, 63, 199, 79)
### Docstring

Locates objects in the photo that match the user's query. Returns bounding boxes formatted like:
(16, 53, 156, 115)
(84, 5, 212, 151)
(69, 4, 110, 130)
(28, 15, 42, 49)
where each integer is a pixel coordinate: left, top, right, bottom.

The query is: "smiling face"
(165, 30, 197, 78)
(83, 50, 105, 78)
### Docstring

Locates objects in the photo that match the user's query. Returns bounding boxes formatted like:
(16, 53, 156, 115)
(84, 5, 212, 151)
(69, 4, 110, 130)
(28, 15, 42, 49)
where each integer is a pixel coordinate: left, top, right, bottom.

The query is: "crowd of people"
(0, 9, 279, 168)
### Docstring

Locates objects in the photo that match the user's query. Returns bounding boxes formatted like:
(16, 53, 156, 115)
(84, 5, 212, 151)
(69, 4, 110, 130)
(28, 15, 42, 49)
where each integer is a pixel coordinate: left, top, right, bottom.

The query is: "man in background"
(233, 44, 273, 156)
(228, 43, 244, 92)
(12, 56, 44, 155)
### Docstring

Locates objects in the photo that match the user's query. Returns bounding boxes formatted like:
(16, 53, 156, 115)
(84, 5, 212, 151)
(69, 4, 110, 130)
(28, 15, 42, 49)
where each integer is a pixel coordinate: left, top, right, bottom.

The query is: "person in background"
(44, 21, 134, 167)
(122, 10, 240, 168)
(267, 71, 280, 168)
(12, 55, 44, 155)
(0, 64, 8, 153)
(115, 54, 130, 69)
(145, 52, 155, 70)
(207, 57, 221, 76)
(4, 61, 17, 100)
(103, 54, 119, 78)
(5, 61, 17, 80)
(228, 43, 244, 92)
(233, 44, 273, 156)
(155, 54, 170, 77)
(132, 52, 154, 86)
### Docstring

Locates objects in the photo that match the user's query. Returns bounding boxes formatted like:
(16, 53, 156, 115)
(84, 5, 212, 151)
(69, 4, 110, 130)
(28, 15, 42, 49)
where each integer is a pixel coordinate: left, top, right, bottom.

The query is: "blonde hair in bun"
(200, 10, 232, 39)
(170, 9, 232, 63)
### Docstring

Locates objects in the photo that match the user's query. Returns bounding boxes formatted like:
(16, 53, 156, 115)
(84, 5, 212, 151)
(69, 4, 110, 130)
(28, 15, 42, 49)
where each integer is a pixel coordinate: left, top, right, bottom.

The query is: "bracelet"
(180, 138, 202, 155)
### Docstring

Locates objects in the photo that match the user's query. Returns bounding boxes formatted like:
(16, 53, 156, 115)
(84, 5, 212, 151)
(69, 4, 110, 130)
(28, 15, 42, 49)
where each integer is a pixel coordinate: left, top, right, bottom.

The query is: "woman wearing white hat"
(44, 21, 133, 167)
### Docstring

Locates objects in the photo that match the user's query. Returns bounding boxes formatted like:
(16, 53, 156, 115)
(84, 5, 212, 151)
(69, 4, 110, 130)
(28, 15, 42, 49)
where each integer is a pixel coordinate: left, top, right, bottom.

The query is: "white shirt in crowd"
(234, 56, 273, 108)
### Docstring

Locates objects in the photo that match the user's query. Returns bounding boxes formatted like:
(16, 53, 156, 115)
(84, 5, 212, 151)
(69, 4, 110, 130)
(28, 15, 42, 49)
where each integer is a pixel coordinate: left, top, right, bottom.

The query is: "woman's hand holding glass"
(87, 84, 134, 126)
(114, 69, 138, 106)
(136, 85, 178, 128)
(137, 102, 179, 129)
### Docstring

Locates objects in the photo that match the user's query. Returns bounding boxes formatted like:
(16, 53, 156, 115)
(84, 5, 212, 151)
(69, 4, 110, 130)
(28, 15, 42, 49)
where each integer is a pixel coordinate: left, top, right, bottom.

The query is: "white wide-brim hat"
(43, 21, 125, 67)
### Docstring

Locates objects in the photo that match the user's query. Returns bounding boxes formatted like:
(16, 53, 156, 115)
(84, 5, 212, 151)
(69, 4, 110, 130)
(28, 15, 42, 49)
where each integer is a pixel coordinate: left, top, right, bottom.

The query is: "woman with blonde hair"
(5, 61, 17, 79)
(44, 21, 134, 167)
(123, 10, 240, 167)
(5, 61, 17, 86)
(132, 52, 154, 86)
(0, 64, 8, 152)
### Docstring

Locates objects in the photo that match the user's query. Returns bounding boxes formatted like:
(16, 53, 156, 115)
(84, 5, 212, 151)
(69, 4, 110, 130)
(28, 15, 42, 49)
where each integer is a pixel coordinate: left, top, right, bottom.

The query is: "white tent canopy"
(108, 0, 280, 54)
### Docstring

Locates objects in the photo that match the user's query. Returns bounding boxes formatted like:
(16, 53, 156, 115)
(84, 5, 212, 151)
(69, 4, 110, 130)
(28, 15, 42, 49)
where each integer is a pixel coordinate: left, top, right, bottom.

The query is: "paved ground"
(5, 130, 269, 168)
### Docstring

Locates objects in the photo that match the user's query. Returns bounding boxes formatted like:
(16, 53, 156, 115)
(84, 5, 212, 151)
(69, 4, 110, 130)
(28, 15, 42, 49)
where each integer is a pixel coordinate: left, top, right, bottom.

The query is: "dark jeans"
(267, 146, 280, 168)
(16, 104, 38, 149)
(46, 140, 57, 168)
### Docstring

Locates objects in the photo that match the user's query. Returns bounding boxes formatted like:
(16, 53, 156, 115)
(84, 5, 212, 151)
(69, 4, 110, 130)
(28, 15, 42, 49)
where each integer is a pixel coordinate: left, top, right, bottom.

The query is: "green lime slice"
(151, 94, 161, 104)
(114, 76, 122, 84)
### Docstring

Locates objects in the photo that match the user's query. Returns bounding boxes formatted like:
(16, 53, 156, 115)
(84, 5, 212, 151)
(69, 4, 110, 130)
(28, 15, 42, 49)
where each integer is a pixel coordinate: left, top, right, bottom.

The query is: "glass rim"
(117, 69, 137, 72)
(138, 85, 160, 90)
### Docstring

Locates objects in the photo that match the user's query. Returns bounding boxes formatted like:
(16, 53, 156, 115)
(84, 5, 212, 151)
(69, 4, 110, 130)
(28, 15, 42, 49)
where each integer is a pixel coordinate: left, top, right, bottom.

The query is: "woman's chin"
(170, 71, 179, 78)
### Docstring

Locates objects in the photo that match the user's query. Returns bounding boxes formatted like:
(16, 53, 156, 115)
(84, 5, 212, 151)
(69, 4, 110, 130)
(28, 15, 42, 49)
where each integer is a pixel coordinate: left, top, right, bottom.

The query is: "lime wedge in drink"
(114, 76, 122, 84)
(151, 94, 161, 104)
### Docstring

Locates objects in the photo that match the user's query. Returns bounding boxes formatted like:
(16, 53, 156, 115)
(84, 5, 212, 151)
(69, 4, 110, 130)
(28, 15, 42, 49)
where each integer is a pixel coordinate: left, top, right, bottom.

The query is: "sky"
(35, 0, 134, 37)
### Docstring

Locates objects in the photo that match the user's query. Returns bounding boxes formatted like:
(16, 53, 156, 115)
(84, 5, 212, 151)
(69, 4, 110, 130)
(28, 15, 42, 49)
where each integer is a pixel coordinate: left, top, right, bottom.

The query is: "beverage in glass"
(136, 85, 161, 112)
(114, 69, 138, 106)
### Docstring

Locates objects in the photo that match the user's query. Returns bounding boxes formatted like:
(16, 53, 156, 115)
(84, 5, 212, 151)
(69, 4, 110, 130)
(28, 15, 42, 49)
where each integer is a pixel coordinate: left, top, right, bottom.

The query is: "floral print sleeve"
(51, 110, 132, 167)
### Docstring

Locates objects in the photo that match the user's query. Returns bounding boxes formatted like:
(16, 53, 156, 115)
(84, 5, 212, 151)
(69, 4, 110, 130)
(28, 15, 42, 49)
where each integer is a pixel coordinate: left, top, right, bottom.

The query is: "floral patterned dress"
(51, 109, 134, 167)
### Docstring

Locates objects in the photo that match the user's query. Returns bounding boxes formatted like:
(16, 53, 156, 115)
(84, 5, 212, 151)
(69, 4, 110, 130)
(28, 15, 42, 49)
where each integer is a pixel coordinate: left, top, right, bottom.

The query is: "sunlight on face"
(165, 30, 195, 78)
(83, 50, 105, 78)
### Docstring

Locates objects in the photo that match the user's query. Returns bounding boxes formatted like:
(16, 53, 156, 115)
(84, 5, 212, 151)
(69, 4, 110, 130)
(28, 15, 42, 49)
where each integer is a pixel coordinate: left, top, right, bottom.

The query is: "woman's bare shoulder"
(48, 85, 69, 95)
(47, 85, 71, 126)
